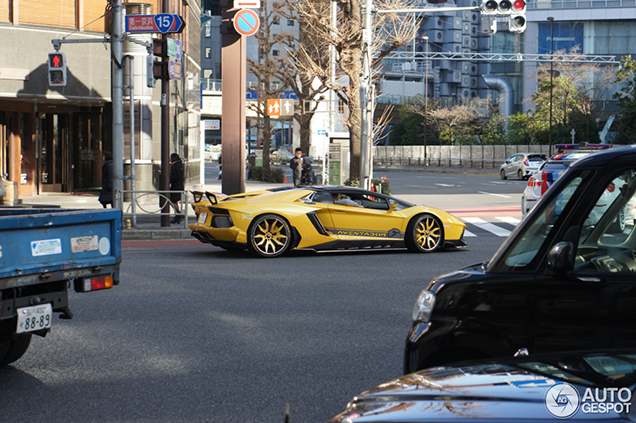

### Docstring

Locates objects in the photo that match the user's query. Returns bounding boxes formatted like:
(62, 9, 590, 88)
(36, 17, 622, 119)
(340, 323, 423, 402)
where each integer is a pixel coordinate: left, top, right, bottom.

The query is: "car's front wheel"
(500, 169, 507, 180)
(248, 214, 292, 258)
(406, 214, 445, 253)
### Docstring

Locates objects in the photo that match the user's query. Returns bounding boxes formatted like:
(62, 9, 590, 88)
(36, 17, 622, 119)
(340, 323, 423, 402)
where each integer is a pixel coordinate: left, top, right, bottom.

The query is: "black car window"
(574, 170, 636, 273)
(312, 191, 334, 204)
(493, 175, 585, 271)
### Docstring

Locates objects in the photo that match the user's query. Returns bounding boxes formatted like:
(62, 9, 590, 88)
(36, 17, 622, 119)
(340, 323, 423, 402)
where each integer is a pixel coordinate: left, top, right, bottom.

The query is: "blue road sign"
(125, 14, 185, 34)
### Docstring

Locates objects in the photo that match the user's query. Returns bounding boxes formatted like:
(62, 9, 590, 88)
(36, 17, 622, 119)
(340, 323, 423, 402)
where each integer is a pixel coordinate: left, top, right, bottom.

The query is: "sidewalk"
(16, 179, 293, 241)
(11, 165, 505, 241)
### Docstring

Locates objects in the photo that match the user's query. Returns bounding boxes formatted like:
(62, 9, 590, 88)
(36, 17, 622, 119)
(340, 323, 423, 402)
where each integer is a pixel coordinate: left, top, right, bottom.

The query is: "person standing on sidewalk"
(98, 151, 114, 208)
(170, 153, 185, 223)
(290, 148, 312, 187)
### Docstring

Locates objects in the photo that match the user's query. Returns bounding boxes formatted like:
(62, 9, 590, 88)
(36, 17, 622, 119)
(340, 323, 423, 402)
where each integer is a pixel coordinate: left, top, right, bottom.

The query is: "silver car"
(500, 153, 546, 180)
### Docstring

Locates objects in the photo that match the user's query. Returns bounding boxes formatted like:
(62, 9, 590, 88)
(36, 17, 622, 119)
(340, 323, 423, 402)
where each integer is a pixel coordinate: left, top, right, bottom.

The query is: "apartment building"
(0, 0, 202, 201)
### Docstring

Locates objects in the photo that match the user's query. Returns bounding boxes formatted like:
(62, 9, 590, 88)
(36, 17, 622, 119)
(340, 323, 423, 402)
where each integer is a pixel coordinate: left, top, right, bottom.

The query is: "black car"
(330, 349, 636, 422)
(405, 146, 636, 374)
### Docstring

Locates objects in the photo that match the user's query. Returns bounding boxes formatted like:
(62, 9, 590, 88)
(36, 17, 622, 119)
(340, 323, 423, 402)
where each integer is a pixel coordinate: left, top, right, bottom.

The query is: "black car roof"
(570, 145, 636, 169)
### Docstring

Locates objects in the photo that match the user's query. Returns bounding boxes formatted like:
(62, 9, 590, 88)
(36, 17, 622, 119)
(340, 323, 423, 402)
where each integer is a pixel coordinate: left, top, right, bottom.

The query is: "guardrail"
(117, 189, 191, 229)
(374, 157, 502, 172)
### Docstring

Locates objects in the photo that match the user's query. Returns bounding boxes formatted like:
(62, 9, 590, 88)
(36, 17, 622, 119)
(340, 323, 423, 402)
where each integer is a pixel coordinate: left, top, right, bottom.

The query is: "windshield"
(518, 353, 636, 387)
(491, 172, 587, 271)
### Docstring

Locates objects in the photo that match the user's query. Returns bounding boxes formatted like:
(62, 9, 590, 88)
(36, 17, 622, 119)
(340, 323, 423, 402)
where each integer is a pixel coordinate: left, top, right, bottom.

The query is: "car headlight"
(412, 290, 436, 322)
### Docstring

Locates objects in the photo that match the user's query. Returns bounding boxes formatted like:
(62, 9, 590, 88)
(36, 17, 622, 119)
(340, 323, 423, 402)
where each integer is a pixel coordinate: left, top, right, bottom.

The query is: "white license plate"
(17, 304, 53, 334)
(198, 212, 208, 224)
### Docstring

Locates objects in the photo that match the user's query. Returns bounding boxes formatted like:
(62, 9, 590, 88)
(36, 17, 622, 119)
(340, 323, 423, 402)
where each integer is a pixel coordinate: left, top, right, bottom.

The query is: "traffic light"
(481, 0, 512, 15)
(48, 52, 67, 87)
(509, 0, 527, 33)
(146, 54, 157, 88)
(147, 38, 168, 87)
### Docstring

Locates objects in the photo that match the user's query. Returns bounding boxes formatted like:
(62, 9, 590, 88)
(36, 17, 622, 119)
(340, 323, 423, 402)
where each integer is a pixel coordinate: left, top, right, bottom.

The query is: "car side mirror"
(389, 202, 398, 212)
(547, 242, 574, 273)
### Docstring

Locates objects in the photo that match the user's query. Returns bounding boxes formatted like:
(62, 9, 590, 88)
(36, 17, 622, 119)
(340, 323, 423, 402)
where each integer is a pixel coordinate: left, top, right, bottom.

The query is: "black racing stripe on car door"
(306, 212, 329, 236)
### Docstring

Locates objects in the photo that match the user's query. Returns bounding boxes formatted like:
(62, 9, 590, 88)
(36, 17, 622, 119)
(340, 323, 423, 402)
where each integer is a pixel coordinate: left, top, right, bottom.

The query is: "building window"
(205, 48, 211, 59)
(205, 22, 211, 37)
(273, 16, 280, 25)
(287, 19, 294, 26)
(272, 50, 279, 57)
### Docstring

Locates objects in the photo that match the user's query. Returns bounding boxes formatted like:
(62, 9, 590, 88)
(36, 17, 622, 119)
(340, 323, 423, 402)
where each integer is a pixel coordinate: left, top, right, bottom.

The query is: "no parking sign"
(233, 9, 259, 36)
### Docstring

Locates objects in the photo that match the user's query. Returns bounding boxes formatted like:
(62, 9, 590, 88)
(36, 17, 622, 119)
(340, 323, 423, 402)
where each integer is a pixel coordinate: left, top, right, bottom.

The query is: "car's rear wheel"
(609, 208, 627, 233)
(406, 214, 445, 253)
(0, 334, 32, 366)
(500, 169, 507, 180)
(517, 169, 524, 179)
(248, 214, 292, 258)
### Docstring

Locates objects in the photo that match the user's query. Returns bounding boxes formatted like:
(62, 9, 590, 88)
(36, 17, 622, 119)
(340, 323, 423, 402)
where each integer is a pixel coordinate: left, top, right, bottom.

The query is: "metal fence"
(373, 145, 552, 171)
(118, 189, 191, 229)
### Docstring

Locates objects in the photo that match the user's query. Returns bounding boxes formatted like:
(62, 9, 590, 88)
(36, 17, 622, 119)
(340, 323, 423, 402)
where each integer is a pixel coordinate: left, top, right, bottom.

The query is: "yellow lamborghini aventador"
(189, 186, 466, 258)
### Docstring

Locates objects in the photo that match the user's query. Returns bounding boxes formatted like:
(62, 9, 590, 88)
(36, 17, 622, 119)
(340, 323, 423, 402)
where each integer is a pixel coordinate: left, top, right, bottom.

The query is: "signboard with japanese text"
(125, 14, 185, 34)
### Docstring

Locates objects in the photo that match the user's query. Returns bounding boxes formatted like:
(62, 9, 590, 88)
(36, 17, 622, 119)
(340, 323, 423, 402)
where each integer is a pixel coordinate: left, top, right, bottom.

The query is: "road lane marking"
(464, 229, 476, 237)
(496, 216, 521, 226)
(478, 191, 511, 198)
(435, 183, 455, 187)
(462, 217, 512, 237)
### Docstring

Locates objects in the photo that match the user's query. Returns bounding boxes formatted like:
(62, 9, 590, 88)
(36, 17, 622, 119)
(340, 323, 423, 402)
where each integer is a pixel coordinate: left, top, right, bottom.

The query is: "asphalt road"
(0, 242, 503, 422)
(211, 161, 528, 211)
(1, 168, 522, 422)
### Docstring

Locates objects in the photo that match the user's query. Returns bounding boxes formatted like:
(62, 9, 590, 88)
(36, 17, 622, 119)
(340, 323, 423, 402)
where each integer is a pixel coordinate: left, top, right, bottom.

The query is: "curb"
(121, 228, 192, 241)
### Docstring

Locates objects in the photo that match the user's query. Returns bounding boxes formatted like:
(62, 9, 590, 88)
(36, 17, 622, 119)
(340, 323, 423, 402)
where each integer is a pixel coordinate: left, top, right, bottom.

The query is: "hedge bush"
(251, 166, 284, 183)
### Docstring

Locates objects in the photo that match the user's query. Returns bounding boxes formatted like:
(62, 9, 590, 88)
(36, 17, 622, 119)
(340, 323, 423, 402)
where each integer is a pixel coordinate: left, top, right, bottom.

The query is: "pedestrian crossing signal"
(48, 52, 67, 87)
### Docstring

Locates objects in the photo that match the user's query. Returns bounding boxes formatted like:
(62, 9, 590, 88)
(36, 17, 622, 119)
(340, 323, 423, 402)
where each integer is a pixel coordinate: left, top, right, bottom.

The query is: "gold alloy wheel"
(249, 214, 291, 257)
(413, 214, 443, 252)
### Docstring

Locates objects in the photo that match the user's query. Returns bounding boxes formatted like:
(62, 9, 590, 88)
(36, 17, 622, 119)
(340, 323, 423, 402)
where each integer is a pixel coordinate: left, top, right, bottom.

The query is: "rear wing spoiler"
(190, 190, 226, 205)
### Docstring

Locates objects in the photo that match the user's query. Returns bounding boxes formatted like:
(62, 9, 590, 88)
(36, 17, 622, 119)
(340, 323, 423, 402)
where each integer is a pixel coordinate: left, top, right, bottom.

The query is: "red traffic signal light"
(510, 0, 526, 33)
(512, 0, 526, 12)
(48, 52, 67, 87)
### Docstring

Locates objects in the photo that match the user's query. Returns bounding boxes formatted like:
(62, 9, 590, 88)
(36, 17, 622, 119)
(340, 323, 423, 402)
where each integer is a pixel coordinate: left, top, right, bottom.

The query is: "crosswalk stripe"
(496, 216, 521, 226)
(464, 229, 477, 237)
(462, 217, 512, 237)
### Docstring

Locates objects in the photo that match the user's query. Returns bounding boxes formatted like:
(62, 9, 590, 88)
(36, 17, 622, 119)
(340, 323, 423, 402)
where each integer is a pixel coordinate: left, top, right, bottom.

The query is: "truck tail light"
(75, 275, 114, 292)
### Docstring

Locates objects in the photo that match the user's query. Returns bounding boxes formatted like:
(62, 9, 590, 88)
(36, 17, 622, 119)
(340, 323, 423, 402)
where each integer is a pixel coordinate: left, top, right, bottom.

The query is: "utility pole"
(359, 0, 373, 190)
(220, 1, 247, 195)
(112, 0, 124, 208)
(160, 0, 171, 226)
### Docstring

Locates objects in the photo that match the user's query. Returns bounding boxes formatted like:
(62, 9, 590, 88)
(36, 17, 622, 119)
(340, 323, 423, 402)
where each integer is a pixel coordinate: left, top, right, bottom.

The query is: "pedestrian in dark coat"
(99, 151, 114, 208)
(170, 153, 185, 223)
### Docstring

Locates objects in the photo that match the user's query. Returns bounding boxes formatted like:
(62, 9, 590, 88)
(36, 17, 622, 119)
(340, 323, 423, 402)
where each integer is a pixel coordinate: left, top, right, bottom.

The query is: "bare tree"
(405, 95, 488, 145)
(248, 0, 296, 173)
(277, 0, 330, 156)
(289, 0, 416, 180)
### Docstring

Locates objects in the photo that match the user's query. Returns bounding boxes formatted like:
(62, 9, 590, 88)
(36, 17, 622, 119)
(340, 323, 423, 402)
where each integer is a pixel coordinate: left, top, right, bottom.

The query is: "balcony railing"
(201, 78, 222, 92)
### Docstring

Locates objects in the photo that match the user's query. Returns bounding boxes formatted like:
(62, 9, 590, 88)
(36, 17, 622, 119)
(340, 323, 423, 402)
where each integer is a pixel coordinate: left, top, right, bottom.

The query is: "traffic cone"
(283, 174, 287, 183)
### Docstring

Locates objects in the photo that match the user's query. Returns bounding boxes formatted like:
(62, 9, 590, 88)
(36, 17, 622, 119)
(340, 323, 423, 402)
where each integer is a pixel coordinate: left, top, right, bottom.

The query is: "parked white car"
(204, 144, 222, 161)
(500, 153, 546, 180)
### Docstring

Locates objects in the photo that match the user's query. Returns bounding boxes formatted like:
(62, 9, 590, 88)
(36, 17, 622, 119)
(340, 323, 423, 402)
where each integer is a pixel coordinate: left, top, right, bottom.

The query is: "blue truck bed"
(0, 207, 122, 366)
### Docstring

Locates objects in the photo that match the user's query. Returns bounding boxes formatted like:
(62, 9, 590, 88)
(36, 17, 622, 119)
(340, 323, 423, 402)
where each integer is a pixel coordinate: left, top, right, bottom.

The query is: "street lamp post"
(548, 16, 555, 156)
(423, 35, 429, 163)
